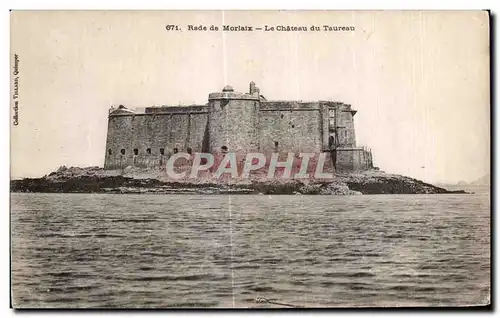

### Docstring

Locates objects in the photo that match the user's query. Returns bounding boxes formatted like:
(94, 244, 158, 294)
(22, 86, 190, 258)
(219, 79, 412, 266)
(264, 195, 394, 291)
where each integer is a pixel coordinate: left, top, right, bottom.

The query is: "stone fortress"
(104, 82, 374, 172)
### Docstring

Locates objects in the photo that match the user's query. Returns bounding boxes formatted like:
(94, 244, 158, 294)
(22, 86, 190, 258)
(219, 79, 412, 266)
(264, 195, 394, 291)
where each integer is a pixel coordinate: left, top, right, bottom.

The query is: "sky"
(10, 10, 490, 184)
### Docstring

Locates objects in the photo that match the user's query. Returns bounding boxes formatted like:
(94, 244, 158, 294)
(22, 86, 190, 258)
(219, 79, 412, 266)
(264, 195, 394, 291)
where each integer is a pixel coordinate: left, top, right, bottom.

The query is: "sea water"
(11, 190, 490, 308)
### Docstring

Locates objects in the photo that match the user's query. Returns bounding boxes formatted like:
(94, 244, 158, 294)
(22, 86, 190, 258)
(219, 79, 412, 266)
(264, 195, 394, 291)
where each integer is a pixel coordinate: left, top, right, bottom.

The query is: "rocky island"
(10, 166, 466, 195)
(10, 83, 467, 195)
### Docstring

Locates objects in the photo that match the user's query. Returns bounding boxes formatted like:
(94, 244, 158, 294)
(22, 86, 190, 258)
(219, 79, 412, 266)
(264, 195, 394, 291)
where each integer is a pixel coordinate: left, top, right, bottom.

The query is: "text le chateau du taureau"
(165, 24, 355, 32)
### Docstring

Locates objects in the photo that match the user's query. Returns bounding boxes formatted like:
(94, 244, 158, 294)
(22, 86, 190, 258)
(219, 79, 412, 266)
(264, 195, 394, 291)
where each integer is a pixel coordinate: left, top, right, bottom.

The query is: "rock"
(56, 165, 67, 173)
(10, 166, 467, 195)
(298, 184, 323, 194)
(123, 166, 135, 174)
(319, 182, 361, 195)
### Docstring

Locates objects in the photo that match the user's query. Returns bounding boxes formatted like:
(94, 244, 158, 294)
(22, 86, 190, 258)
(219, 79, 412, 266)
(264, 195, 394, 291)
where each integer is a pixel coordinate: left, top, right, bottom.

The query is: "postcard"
(10, 10, 490, 308)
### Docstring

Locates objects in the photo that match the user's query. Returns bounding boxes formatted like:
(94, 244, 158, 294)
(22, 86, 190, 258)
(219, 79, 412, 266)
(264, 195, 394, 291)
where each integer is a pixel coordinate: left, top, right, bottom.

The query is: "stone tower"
(207, 84, 260, 154)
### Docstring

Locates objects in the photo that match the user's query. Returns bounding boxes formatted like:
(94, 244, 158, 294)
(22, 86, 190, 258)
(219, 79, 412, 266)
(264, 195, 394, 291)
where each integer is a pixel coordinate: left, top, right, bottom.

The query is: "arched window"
(221, 146, 228, 153)
(274, 141, 279, 147)
(120, 149, 125, 155)
(173, 148, 179, 154)
(160, 148, 165, 155)
(329, 136, 335, 148)
(146, 148, 151, 155)
(133, 148, 138, 156)
(108, 149, 112, 156)
(187, 147, 192, 155)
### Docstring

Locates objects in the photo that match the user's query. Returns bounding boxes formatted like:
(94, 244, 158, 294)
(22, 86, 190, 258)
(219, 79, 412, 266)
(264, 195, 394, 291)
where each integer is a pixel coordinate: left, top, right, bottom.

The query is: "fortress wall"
(104, 112, 207, 169)
(188, 113, 209, 152)
(260, 101, 319, 110)
(258, 108, 323, 153)
(347, 111, 356, 146)
(104, 115, 136, 169)
(207, 100, 224, 152)
(159, 112, 207, 155)
(321, 104, 330, 151)
(337, 149, 357, 171)
(359, 149, 374, 170)
(225, 100, 259, 152)
(338, 109, 356, 147)
(336, 148, 372, 171)
(208, 98, 259, 153)
(103, 85, 371, 173)
(104, 114, 171, 169)
(145, 105, 208, 114)
(167, 114, 190, 153)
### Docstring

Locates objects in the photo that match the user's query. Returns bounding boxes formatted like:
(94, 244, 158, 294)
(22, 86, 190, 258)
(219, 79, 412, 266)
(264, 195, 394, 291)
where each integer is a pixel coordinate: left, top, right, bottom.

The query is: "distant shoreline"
(10, 166, 468, 195)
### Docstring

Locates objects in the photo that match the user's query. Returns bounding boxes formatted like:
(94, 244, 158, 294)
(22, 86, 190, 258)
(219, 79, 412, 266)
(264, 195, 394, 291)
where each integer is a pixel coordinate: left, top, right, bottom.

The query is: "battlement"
(208, 91, 259, 101)
(260, 101, 320, 111)
(145, 105, 208, 114)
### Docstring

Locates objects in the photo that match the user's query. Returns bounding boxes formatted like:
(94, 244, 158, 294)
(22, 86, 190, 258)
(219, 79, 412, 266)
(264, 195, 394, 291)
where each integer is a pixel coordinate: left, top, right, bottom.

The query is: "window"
(291, 124, 295, 128)
(329, 136, 335, 148)
(146, 148, 151, 155)
(120, 149, 125, 155)
(173, 148, 179, 154)
(160, 148, 165, 155)
(221, 146, 228, 153)
(133, 148, 138, 156)
(274, 141, 279, 147)
(280, 114, 284, 119)
(108, 149, 112, 156)
(187, 147, 192, 155)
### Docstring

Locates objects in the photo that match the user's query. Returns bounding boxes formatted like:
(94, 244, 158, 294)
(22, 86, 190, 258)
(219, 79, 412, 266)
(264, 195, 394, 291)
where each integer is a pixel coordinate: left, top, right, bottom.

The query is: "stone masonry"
(104, 82, 374, 171)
